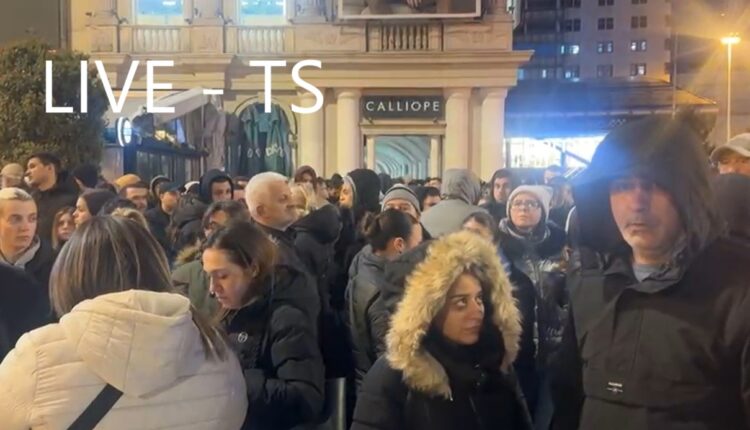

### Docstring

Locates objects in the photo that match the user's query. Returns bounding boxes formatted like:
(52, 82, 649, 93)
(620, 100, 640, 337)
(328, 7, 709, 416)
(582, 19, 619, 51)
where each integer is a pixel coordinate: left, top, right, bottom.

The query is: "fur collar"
(386, 231, 522, 399)
(175, 243, 201, 266)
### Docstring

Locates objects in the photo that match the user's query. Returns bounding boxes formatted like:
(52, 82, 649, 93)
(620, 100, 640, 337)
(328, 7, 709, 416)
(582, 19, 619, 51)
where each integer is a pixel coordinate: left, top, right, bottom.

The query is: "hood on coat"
(172, 197, 208, 230)
(573, 115, 721, 258)
(348, 245, 386, 280)
(381, 240, 432, 315)
(199, 169, 234, 204)
(386, 231, 521, 399)
(441, 169, 482, 205)
(176, 243, 202, 265)
(712, 173, 750, 241)
(294, 204, 341, 245)
(59, 290, 206, 397)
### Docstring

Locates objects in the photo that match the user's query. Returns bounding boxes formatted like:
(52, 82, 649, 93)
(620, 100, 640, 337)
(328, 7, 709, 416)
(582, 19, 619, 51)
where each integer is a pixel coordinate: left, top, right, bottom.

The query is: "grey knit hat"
(382, 184, 421, 216)
(507, 185, 553, 223)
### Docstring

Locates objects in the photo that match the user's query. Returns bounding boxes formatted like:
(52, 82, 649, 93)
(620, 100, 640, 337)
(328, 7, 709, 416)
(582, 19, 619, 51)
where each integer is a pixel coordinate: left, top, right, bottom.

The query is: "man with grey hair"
(245, 172, 298, 234)
(0, 188, 56, 318)
(245, 172, 321, 336)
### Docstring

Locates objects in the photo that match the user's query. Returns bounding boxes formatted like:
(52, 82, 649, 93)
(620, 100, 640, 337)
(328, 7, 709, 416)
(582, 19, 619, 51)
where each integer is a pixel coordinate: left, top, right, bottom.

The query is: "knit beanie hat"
(81, 189, 117, 216)
(507, 185, 552, 223)
(346, 168, 381, 214)
(382, 184, 421, 216)
(72, 164, 100, 189)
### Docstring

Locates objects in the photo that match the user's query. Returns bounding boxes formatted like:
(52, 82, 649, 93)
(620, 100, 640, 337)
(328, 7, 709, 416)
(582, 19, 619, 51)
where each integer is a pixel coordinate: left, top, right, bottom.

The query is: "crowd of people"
(0, 115, 749, 430)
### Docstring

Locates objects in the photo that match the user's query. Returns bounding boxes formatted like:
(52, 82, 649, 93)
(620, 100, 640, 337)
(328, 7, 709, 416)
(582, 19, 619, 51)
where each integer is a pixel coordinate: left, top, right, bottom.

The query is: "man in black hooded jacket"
(551, 115, 750, 430)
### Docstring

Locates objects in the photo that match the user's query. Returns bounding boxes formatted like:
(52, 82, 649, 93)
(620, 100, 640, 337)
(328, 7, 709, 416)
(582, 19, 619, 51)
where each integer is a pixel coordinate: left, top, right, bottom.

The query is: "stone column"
(444, 88, 471, 170)
(193, 0, 223, 24)
(89, 0, 119, 24)
(298, 90, 325, 174)
(429, 135, 441, 178)
(366, 135, 376, 170)
(336, 89, 362, 174)
(480, 88, 507, 180)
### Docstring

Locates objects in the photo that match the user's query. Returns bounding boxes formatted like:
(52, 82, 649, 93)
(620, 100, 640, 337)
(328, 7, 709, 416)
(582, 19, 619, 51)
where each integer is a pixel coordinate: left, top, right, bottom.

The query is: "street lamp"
(721, 34, 741, 142)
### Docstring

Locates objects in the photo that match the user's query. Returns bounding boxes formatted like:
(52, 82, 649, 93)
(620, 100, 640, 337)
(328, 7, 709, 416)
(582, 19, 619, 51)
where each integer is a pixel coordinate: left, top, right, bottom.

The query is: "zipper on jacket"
(469, 396, 488, 430)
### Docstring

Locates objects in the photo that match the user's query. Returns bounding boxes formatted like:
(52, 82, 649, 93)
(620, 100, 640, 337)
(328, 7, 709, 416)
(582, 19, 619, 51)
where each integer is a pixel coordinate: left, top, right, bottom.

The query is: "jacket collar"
(0, 237, 40, 269)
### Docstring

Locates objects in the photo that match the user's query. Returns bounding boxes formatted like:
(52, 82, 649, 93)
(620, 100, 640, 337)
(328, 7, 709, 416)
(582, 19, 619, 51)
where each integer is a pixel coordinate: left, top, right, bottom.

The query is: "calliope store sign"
(362, 96, 444, 119)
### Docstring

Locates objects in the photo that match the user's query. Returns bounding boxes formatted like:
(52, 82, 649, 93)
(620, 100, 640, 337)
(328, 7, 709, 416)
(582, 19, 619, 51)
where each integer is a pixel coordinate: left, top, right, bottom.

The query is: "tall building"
(504, 0, 717, 170)
(515, 0, 671, 81)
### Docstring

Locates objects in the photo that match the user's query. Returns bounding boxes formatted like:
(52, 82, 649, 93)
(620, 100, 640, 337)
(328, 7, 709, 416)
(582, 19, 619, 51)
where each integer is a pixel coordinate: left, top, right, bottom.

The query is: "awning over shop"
(104, 88, 221, 125)
(131, 87, 219, 124)
(506, 79, 718, 138)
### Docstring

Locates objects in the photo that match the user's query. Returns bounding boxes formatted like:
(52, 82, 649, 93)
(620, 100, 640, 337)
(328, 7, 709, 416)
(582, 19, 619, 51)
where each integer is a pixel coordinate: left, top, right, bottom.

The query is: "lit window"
(564, 66, 580, 79)
(239, 0, 286, 23)
(630, 40, 647, 51)
(562, 44, 581, 55)
(630, 63, 647, 76)
(136, 0, 184, 25)
(598, 41, 614, 53)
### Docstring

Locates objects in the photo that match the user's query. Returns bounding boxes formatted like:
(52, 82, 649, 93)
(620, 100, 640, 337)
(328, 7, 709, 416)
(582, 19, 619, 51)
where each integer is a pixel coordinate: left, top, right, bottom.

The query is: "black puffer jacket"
(498, 221, 567, 368)
(0, 265, 49, 361)
(352, 232, 532, 430)
(552, 115, 750, 430)
(291, 206, 351, 378)
(346, 245, 390, 389)
(225, 263, 325, 430)
(32, 172, 79, 241)
(293, 204, 341, 312)
(712, 173, 750, 244)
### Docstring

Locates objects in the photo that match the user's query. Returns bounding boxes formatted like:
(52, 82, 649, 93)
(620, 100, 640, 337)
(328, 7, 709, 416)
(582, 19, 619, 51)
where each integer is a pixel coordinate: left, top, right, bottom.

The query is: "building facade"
(68, 0, 530, 180)
(515, 0, 671, 82)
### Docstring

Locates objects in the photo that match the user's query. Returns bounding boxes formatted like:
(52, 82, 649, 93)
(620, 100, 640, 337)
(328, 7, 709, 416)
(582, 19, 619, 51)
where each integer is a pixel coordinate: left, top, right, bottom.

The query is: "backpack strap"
(67, 384, 123, 430)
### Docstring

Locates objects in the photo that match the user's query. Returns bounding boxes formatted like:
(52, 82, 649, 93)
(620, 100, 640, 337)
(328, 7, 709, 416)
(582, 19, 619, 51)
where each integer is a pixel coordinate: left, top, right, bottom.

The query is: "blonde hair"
(0, 187, 35, 217)
(289, 182, 317, 216)
(111, 207, 150, 231)
(50, 216, 229, 360)
(51, 206, 75, 250)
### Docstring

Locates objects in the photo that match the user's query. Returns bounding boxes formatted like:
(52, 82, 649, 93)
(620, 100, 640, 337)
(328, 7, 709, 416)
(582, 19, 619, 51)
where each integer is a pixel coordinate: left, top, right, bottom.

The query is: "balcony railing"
(237, 27, 285, 54)
(378, 24, 432, 52)
(89, 13, 514, 56)
(132, 27, 184, 52)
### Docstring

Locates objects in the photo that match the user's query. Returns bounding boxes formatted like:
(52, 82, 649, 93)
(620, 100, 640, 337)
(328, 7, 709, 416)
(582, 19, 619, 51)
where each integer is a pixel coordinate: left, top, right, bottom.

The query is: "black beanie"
(346, 169, 381, 214)
(81, 189, 116, 216)
(72, 164, 100, 189)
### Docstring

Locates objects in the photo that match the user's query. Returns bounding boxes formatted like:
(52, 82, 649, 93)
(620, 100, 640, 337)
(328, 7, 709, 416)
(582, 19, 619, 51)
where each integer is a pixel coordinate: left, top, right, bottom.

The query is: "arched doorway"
(372, 136, 431, 179)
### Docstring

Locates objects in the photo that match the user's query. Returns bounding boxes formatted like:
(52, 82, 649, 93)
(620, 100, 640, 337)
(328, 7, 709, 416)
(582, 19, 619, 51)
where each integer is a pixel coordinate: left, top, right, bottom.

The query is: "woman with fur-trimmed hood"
(352, 231, 533, 430)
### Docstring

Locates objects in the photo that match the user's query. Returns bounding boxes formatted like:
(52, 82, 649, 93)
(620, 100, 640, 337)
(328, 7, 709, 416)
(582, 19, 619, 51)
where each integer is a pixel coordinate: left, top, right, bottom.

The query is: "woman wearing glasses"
(498, 185, 568, 430)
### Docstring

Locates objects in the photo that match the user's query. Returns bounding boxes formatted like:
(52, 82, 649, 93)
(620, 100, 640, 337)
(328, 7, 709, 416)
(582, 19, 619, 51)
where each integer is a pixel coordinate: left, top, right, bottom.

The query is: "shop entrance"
(364, 135, 441, 180)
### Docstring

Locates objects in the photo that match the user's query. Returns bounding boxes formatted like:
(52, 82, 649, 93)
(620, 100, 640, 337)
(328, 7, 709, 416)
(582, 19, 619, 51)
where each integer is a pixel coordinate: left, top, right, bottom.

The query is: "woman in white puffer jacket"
(0, 216, 248, 430)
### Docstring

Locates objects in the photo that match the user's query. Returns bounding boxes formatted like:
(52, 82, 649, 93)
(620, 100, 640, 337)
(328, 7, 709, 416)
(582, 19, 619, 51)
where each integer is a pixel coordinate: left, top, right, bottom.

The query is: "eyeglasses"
(511, 200, 541, 210)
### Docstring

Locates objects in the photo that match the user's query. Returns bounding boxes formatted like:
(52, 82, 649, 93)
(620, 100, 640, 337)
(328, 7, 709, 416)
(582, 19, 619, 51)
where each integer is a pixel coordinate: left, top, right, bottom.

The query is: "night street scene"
(0, 0, 749, 429)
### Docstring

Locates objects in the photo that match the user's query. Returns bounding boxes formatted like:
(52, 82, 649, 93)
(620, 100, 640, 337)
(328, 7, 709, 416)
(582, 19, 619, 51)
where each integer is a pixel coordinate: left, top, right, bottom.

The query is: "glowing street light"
(721, 34, 741, 141)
